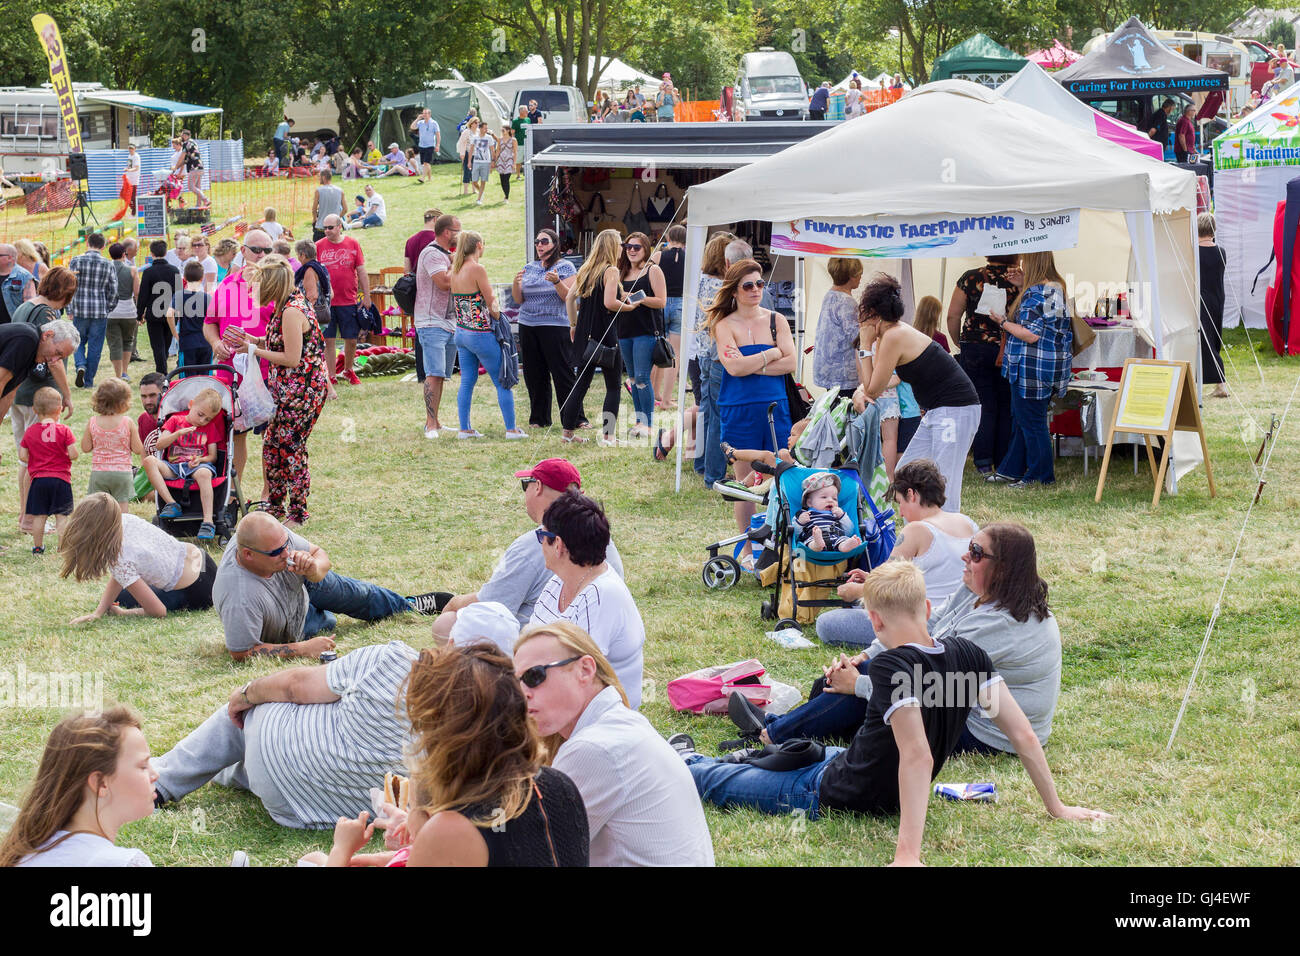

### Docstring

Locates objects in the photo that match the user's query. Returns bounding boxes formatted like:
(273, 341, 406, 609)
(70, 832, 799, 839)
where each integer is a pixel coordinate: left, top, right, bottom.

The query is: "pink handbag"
(667, 659, 772, 715)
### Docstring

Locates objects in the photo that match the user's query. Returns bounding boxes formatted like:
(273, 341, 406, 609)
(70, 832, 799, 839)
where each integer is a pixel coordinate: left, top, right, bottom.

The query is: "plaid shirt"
(69, 250, 119, 320)
(1002, 284, 1073, 399)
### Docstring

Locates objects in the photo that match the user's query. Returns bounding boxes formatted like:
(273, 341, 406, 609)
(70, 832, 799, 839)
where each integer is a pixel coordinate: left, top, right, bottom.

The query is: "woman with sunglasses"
(404, 641, 590, 867)
(731, 522, 1060, 759)
(512, 229, 577, 433)
(857, 273, 980, 512)
(614, 231, 667, 438)
(564, 230, 624, 444)
(527, 490, 645, 707)
(705, 258, 796, 571)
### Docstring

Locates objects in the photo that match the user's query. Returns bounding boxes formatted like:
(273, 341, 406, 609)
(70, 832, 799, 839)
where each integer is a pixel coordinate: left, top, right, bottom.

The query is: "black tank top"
(577, 279, 618, 348)
(895, 341, 978, 410)
(618, 271, 662, 339)
(658, 247, 685, 296)
(459, 767, 590, 867)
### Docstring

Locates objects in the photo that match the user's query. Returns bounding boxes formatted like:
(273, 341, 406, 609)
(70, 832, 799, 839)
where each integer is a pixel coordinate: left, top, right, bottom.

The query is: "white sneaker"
(424, 427, 439, 439)
(457, 429, 484, 439)
(504, 428, 529, 440)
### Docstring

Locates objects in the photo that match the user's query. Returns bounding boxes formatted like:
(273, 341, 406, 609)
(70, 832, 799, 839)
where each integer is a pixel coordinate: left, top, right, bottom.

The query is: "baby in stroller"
(796, 472, 862, 554)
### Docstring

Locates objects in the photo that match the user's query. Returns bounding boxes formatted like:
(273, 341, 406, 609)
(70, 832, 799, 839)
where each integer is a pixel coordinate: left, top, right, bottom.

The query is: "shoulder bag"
(771, 311, 810, 420)
(623, 182, 650, 235)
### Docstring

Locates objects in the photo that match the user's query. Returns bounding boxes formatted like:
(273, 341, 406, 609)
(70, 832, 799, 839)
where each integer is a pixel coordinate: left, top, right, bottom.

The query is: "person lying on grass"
(671, 560, 1106, 866)
(214, 511, 443, 661)
(61, 492, 217, 622)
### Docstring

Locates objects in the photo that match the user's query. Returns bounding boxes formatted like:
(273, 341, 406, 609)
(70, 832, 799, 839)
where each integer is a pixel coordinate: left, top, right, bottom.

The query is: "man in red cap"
(432, 458, 625, 640)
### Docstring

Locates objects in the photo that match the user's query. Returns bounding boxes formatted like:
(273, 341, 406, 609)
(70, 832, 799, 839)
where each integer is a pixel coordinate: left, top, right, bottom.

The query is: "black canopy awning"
(1056, 16, 1228, 99)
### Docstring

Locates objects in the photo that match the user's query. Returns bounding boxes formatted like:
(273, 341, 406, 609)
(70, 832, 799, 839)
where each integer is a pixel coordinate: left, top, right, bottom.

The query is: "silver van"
(736, 49, 808, 121)
(512, 87, 589, 125)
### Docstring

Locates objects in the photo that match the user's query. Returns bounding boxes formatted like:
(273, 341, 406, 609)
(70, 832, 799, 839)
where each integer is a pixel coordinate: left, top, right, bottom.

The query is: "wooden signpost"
(1094, 358, 1215, 508)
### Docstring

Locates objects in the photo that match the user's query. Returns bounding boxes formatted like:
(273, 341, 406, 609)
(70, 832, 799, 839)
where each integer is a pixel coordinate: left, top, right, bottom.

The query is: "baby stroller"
(757, 459, 896, 632)
(151, 365, 248, 545)
(153, 171, 186, 210)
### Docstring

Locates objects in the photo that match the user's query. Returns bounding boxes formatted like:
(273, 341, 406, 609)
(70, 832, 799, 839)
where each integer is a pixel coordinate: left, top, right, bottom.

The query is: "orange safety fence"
(862, 88, 904, 112)
(674, 100, 723, 122)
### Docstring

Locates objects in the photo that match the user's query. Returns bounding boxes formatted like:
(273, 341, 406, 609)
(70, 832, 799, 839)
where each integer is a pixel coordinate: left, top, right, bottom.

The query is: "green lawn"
(2, 168, 1298, 864)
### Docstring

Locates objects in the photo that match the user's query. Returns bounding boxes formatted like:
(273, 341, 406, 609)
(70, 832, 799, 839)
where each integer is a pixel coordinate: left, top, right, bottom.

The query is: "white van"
(736, 49, 809, 121)
(512, 87, 589, 125)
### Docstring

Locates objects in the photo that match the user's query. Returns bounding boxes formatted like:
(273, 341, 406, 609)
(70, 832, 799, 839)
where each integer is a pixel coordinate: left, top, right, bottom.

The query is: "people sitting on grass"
(213, 511, 444, 661)
(434, 457, 624, 638)
(672, 561, 1104, 866)
(820, 459, 977, 640)
(1, 707, 158, 867)
(152, 640, 419, 828)
(515, 621, 715, 866)
(61, 492, 218, 623)
(729, 522, 1061, 762)
(399, 642, 590, 866)
(141, 386, 222, 541)
(528, 490, 645, 707)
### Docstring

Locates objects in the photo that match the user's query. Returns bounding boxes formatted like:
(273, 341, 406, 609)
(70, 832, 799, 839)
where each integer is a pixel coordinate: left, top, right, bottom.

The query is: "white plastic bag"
(233, 345, 275, 431)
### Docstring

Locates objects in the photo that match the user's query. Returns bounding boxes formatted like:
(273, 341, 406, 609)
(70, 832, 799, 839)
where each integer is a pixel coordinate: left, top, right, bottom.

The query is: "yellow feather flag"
(31, 13, 83, 154)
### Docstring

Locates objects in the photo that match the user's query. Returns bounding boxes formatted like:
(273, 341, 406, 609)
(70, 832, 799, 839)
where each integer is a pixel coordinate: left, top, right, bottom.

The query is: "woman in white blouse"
(58, 493, 217, 623)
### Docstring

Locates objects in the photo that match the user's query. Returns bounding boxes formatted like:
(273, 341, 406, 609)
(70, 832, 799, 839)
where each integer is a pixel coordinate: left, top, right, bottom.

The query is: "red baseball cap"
(514, 458, 581, 492)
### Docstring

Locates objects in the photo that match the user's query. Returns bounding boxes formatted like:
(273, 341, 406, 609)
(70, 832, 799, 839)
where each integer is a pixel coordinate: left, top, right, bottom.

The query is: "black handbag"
(651, 308, 676, 369)
(581, 336, 621, 371)
(770, 312, 809, 419)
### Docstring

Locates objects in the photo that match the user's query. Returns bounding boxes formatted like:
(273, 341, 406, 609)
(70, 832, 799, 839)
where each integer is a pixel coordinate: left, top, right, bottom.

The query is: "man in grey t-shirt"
(312, 169, 345, 242)
(214, 512, 446, 661)
(433, 458, 623, 639)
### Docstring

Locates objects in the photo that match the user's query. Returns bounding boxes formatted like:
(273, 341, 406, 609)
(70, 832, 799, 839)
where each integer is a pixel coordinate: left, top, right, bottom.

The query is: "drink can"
(319, 650, 338, 664)
(933, 782, 997, 802)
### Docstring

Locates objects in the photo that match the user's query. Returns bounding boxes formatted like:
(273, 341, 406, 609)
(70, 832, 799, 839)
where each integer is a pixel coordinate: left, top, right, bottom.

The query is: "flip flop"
(653, 429, 669, 461)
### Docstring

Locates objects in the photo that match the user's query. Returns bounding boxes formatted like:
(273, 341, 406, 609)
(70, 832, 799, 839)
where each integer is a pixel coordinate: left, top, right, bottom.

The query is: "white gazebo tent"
(485, 54, 661, 106)
(676, 81, 1203, 490)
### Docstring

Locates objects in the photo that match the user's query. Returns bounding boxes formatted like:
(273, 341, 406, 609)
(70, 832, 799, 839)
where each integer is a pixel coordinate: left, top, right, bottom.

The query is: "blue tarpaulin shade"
(79, 91, 222, 117)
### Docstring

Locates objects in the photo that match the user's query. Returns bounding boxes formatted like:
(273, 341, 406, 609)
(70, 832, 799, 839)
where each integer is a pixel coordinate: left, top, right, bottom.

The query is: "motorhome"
(0, 83, 219, 187)
(736, 49, 809, 121)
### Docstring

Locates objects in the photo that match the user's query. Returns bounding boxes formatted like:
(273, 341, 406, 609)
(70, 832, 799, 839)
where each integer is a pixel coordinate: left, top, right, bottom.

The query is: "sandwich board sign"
(1094, 358, 1215, 508)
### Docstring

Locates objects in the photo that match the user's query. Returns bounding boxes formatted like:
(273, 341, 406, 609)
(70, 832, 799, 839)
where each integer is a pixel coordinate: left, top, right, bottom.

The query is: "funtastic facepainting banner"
(771, 210, 1081, 259)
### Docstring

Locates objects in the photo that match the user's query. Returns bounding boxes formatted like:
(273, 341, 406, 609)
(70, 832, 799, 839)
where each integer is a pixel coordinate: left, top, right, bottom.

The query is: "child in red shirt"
(141, 387, 223, 539)
(18, 387, 80, 554)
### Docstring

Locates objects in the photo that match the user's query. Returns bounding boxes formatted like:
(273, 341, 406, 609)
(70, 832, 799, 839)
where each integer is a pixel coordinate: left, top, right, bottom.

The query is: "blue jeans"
(355, 213, 384, 228)
(619, 335, 655, 428)
(815, 607, 877, 649)
(764, 667, 872, 744)
(697, 351, 726, 485)
(455, 328, 517, 432)
(301, 570, 411, 637)
(999, 390, 1054, 484)
(663, 297, 683, 336)
(686, 747, 844, 820)
(73, 316, 107, 387)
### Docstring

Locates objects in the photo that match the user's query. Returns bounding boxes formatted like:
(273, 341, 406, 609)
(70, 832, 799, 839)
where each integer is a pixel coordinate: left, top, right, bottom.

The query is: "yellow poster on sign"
(1115, 363, 1177, 431)
(31, 14, 83, 154)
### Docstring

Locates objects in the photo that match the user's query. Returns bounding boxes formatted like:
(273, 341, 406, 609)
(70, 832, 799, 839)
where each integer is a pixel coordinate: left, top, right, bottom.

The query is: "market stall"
(677, 80, 1203, 492)
(929, 34, 1028, 87)
(1055, 16, 1228, 105)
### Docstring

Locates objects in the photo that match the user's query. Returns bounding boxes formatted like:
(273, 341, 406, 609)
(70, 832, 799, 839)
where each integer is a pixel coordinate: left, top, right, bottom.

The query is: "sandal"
(721, 441, 738, 466)
(653, 429, 669, 461)
(561, 433, 590, 444)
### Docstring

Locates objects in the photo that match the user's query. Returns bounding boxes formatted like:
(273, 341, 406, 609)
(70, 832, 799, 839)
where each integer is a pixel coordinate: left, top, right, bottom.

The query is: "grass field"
(2, 163, 1299, 865)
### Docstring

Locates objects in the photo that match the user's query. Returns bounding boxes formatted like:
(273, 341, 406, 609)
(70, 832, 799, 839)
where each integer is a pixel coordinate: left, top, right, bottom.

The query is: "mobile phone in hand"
(625, 289, 646, 305)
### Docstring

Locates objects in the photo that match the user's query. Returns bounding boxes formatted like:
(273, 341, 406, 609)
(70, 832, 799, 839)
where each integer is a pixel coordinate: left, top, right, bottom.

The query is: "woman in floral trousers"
(227, 255, 330, 525)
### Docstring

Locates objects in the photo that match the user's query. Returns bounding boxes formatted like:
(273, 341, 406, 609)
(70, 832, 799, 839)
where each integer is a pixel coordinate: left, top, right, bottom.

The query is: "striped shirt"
(69, 249, 119, 320)
(248, 641, 416, 829)
(553, 686, 715, 867)
(516, 259, 576, 328)
(528, 567, 645, 708)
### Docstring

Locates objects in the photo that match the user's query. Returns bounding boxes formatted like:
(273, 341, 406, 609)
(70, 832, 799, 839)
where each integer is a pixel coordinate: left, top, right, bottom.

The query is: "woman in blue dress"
(706, 258, 796, 570)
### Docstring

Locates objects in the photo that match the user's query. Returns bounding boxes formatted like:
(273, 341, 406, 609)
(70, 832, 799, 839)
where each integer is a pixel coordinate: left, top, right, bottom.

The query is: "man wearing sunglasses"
(514, 624, 714, 866)
(214, 511, 446, 661)
(528, 491, 643, 707)
(432, 457, 623, 641)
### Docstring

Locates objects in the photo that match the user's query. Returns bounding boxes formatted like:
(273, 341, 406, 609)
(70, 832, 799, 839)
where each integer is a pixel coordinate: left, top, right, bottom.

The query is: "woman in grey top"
(812, 257, 863, 394)
(730, 522, 1060, 757)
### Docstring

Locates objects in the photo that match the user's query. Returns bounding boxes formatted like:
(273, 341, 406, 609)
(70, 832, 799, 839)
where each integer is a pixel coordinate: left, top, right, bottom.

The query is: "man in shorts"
(315, 215, 369, 387)
(311, 169, 344, 242)
(413, 214, 459, 438)
(409, 108, 441, 183)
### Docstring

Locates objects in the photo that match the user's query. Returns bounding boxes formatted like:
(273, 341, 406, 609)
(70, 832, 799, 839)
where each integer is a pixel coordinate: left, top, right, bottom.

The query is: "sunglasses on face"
(518, 656, 582, 688)
(967, 542, 996, 563)
(521, 477, 539, 492)
(741, 279, 766, 291)
(623, 243, 644, 251)
(245, 538, 290, 558)
(534, 237, 552, 245)
(245, 246, 272, 256)
(535, 528, 557, 545)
